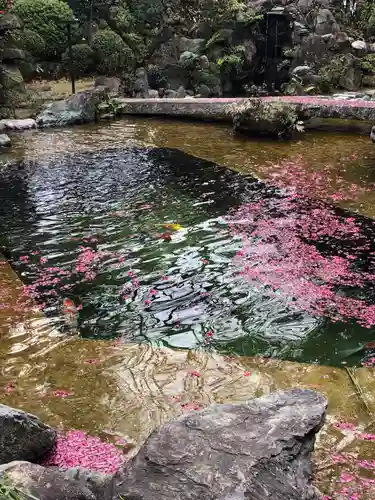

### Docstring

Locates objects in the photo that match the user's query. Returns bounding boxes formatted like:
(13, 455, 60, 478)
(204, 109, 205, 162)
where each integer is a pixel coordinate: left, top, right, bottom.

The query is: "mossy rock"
(0, 66, 25, 91)
(1, 48, 26, 62)
(232, 99, 303, 138)
(178, 37, 205, 55)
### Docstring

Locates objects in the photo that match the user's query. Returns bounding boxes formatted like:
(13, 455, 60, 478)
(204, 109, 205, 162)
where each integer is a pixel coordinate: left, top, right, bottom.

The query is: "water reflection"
(1, 146, 375, 365)
(1, 120, 375, 498)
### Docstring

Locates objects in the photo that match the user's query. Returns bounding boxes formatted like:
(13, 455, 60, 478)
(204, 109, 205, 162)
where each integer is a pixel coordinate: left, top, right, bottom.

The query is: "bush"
(360, 54, 375, 75)
(108, 5, 134, 33)
(61, 43, 94, 77)
(16, 29, 46, 60)
(92, 29, 134, 75)
(12, 0, 76, 59)
(359, 1, 375, 37)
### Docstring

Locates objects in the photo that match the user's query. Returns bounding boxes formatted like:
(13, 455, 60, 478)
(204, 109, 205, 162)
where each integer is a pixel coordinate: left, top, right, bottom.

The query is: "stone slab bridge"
(114, 96, 375, 133)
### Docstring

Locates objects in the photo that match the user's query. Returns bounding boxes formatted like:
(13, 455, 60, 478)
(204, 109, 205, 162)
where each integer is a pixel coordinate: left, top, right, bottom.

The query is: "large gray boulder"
(314, 8, 339, 36)
(112, 389, 326, 500)
(0, 404, 56, 464)
(36, 88, 108, 128)
(338, 53, 363, 91)
(371, 125, 375, 143)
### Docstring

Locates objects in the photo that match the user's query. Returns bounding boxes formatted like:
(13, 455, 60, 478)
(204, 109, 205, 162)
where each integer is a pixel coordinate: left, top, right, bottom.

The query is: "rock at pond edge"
(0, 404, 57, 465)
(113, 388, 326, 500)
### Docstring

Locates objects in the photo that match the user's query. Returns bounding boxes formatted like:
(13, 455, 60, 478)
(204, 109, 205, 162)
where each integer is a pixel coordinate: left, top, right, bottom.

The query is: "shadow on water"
(1, 145, 375, 366)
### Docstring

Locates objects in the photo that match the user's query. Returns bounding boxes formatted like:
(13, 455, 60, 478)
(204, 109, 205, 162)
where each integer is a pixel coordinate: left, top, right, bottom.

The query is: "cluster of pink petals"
(43, 430, 126, 474)
(228, 192, 375, 328)
(256, 156, 366, 203)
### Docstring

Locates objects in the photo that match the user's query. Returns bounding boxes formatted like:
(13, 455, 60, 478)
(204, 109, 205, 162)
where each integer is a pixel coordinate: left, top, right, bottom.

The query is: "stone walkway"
(113, 96, 375, 127)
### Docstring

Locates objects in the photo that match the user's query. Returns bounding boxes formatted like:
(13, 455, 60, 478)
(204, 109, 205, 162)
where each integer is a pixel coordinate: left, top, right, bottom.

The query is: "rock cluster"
(0, 389, 326, 500)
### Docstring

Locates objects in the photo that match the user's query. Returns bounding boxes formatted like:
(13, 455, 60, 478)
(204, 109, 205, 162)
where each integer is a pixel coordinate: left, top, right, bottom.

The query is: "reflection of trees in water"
(0, 161, 38, 250)
(3, 147, 375, 365)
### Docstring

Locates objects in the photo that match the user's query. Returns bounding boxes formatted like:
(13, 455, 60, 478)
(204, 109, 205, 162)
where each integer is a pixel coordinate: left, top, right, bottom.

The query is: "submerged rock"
(112, 389, 326, 500)
(36, 88, 108, 128)
(0, 404, 56, 464)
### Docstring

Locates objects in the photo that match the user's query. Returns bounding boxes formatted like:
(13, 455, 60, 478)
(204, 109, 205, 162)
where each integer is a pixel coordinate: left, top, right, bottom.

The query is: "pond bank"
(109, 96, 375, 134)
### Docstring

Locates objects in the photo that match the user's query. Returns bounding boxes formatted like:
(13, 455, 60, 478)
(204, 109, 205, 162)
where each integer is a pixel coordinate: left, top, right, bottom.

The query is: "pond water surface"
(1, 120, 375, 498)
(1, 119, 375, 368)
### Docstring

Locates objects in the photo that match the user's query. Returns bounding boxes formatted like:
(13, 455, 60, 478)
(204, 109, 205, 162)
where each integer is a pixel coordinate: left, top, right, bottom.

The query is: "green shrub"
(318, 55, 348, 92)
(16, 29, 46, 59)
(108, 5, 134, 33)
(12, 0, 76, 59)
(92, 29, 134, 75)
(359, 1, 375, 37)
(360, 54, 375, 75)
(61, 43, 94, 77)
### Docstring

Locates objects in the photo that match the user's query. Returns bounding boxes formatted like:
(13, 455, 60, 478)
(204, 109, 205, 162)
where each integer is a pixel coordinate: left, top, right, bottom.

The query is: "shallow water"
(2, 119, 375, 498)
(1, 121, 375, 366)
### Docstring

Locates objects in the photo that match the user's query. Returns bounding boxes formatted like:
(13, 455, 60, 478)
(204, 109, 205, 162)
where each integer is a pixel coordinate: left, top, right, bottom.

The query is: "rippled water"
(1, 127, 375, 366)
(2, 120, 375, 499)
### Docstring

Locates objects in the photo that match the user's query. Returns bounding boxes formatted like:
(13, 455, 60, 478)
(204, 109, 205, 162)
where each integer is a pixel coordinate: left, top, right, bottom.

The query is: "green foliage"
(179, 51, 199, 70)
(205, 29, 233, 50)
(61, 43, 94, 76)
(0, 479, 30, 500)
(147, 64, 167, 87)
(214, 0, 263, 27)
(359, 0, 375, 36)
(318, 55, 347, 92)
(108, 5, 134, 33)
(92, 29, 134, 75)
(16, 29, 46, 60)
(217, 46, 245, 74)
(12, 0, 75, 59)
(217, 53, 242, 71)
(360, 54, 375, 75)
(127, 0, 164, 26)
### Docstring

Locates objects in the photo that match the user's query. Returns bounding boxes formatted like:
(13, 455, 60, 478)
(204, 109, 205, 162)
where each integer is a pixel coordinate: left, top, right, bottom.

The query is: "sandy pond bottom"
(1, 119, 375, 498)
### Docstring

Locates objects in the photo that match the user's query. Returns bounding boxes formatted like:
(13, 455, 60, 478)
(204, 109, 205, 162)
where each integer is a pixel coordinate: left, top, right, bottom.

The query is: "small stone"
(199, 55, 209, 69)
(176, 86, 186, 98)
(0, 134, 11, 148)
(148, 89, 159, 99)
(351, 40, 367, 52)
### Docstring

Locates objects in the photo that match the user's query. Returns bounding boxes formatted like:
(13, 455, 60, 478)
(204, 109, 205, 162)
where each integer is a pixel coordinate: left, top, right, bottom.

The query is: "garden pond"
(1, 118, 375, 498)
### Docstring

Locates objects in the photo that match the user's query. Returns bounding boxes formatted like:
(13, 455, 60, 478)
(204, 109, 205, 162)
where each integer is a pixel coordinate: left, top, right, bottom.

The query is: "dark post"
(67, 21, 76, 94)
(88, 0, 94, 45)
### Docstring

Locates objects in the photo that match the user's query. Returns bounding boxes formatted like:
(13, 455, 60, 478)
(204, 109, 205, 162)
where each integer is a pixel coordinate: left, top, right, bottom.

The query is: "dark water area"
(1, 145, 375, 367)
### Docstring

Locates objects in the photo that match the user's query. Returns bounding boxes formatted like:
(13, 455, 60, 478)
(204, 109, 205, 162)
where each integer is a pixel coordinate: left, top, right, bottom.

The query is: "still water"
(1, 119, 375, 367)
